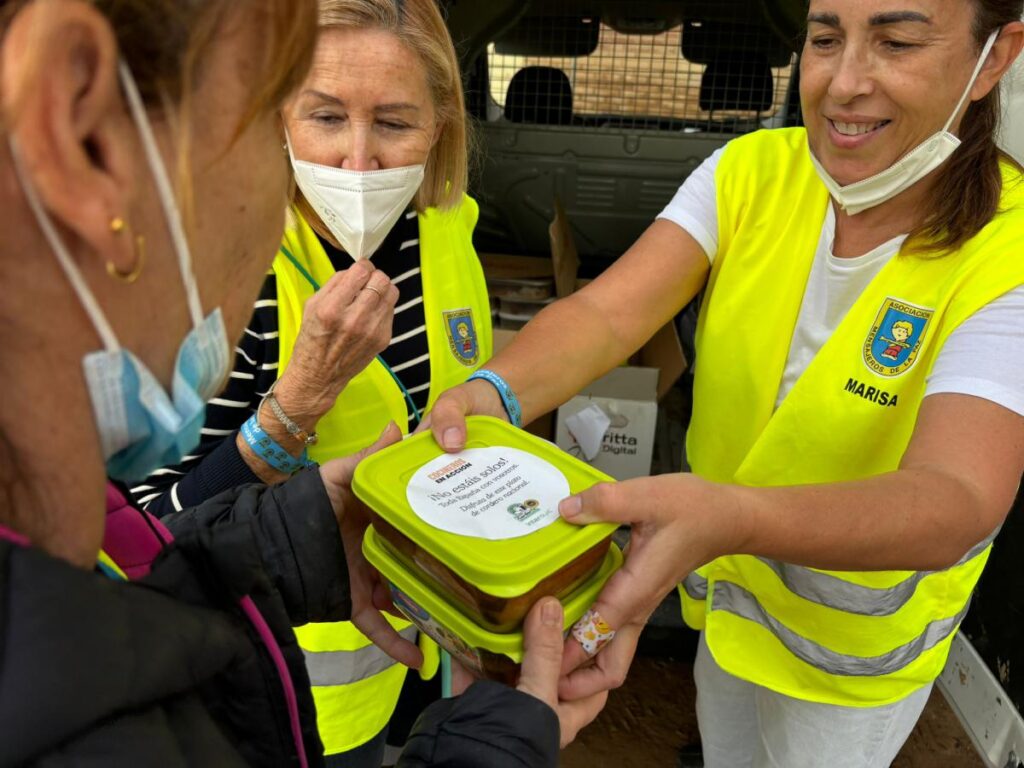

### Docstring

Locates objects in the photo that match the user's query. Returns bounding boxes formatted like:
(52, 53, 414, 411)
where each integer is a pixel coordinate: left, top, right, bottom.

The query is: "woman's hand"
(275, 262, 399, 426)
(517, 597, 609, 747)
(319, 422, 423, 670)
(424, 379, 509, 452)
(450, 597, 609, 748)
(556, 474, 746, 701)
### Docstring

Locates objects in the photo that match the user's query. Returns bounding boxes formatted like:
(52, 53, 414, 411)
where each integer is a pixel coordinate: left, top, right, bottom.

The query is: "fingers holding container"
(559, 597, 645, 704)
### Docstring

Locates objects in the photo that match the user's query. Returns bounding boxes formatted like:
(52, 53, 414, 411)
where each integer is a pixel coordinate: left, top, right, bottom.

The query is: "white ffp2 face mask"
(810, 30, 1000, 216)
(287, 139, 424, 260)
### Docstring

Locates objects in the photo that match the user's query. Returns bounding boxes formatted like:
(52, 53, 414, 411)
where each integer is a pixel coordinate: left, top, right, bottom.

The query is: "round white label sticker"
(406, 446, 570, 540)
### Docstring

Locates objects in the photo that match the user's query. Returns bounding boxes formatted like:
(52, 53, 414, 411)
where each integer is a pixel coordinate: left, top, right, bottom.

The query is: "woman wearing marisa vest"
(429, 1, 1024, 765)
(131, 0, 491, 764)
(0, 0, 606, 765)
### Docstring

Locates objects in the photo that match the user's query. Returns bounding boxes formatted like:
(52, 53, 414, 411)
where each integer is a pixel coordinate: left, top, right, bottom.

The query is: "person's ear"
(2, 0, 139, 277)
(971, 21, 1024, 102)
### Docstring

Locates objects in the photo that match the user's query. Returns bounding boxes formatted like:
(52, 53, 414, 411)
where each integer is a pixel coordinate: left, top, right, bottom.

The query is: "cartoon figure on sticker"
(862, 298, 933, 377)
(507, 499, 541, 522)
(443, 308, 479, 366)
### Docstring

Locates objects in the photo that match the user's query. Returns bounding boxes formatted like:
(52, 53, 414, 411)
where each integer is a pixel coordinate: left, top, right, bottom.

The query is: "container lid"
(363, 526, 622, 660)
(353, 415, 617, 598)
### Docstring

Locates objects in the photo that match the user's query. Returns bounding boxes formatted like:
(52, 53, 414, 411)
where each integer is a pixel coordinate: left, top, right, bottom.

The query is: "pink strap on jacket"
(103, 484, 172, 579)
(104, 483, 309, 768)
(0, 525, 29, 547)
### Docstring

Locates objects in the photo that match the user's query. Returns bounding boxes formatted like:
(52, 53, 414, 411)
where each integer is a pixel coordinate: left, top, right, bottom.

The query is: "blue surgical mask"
(9, 61, 230, 482)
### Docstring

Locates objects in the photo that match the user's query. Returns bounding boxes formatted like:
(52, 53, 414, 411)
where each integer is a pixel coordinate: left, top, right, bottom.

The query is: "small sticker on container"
(389, 582, 484, 674)
(406, 446, 570, 540)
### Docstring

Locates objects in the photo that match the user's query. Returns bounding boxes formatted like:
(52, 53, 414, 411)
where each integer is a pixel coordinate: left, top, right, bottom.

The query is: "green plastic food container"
(353, 415, 618, 632)
(364, 525, 623, 684)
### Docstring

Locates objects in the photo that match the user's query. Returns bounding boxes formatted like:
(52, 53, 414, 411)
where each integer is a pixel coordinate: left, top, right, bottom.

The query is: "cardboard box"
(554, 367, 659, 480)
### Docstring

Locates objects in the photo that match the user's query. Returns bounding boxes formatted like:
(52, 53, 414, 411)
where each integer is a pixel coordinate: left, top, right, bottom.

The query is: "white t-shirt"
(658, 147, 1024, 416)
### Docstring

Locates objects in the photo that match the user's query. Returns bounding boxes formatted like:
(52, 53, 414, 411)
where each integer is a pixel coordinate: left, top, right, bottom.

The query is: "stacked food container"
(353, 416, 620, 683)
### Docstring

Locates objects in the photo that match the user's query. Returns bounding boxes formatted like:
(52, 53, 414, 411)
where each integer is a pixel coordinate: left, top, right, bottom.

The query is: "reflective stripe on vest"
(275, 198, 492, 750)
(681, 127, 1024, 707)
(684, 525, 998, 616)
(304, 626, 418, 686)
(709, 580, 971, 678)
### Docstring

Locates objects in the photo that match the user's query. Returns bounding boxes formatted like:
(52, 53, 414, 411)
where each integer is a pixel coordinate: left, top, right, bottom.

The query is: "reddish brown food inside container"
(371, 514, 611, 632)
(478, 650, 520, 685)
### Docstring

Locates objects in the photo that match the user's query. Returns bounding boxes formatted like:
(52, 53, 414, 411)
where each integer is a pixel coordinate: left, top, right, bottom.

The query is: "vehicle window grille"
(487, 7, 796, 132)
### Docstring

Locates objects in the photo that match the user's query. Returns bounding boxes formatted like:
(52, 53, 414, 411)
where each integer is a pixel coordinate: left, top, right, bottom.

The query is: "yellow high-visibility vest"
(682, 128, 1024, 707)
(274, 196, 492, 753)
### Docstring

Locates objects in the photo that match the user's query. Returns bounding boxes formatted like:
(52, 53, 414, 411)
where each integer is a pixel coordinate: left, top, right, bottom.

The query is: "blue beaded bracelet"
(467, 369, 522, 428)
(241, 413, 314, 474)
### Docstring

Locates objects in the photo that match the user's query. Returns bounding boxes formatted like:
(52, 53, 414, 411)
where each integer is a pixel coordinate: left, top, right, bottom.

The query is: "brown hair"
(306, 0, 471, 212)
(3, 0, 317, 119)
(2, 0, 317, 229)
(906, 0, 1024, 256)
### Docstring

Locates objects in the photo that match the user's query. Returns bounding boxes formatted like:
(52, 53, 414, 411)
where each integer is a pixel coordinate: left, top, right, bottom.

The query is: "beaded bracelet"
(263, 379, 318, 446)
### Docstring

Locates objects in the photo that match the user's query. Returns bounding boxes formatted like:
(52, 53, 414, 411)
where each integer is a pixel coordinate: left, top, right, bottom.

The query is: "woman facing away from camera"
(0, 1, 605, 765)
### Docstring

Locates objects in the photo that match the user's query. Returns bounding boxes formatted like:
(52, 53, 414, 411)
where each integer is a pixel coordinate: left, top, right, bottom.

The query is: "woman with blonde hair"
(0, 0, 603, 764)
(131, 0, 494, 763)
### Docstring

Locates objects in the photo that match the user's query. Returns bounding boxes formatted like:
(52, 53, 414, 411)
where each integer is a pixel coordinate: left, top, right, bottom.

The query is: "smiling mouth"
(829, 119, 891, 136)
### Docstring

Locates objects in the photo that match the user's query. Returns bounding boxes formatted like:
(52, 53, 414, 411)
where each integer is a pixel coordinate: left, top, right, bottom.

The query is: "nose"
(827, 42, 875, 105)
(340, 125, 381, 171)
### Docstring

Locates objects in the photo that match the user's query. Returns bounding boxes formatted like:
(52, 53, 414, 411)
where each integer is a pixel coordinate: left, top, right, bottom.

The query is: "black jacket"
(0, 469, 558, 766)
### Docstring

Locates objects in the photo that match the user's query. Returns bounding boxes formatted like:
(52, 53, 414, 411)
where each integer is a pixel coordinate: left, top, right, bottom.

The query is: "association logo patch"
(862, 298, 933, 377)
(444, 308, 479, 367)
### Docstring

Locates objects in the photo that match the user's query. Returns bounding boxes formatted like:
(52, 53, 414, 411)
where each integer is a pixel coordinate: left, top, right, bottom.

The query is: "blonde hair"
(315, 0, 470, 211)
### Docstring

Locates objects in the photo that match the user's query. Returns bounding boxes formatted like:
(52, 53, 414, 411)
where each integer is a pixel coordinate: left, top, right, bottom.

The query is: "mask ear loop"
(283, 127, 299, 166)
(8, 138, 121, 353)
(117, 59, 206, 332)
(943, 29, 1001, 134)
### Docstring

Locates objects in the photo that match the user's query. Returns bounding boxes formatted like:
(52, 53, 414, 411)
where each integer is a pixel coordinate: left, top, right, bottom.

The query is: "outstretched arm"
(429, 219, 710, 450)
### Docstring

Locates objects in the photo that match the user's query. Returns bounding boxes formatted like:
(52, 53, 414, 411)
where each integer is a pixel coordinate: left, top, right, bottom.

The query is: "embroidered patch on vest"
(444, 309, 479, 366)
(862, 298, 933, 377)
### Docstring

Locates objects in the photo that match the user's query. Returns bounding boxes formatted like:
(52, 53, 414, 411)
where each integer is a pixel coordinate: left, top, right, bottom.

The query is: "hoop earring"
(106, 216, 146, 283)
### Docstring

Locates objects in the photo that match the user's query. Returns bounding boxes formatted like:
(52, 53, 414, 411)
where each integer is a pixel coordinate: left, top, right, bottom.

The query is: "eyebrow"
(300, 91, 420, 113)
(807, 12, 840, 27)
(806, 10, 932, 28)
(303, 89, 342, 106)
(869, 11, 932, 26)
(374, 103, 421, 113)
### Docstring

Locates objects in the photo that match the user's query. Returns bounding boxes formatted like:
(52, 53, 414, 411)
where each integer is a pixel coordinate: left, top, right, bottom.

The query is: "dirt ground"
(561, 656, 983, 768)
